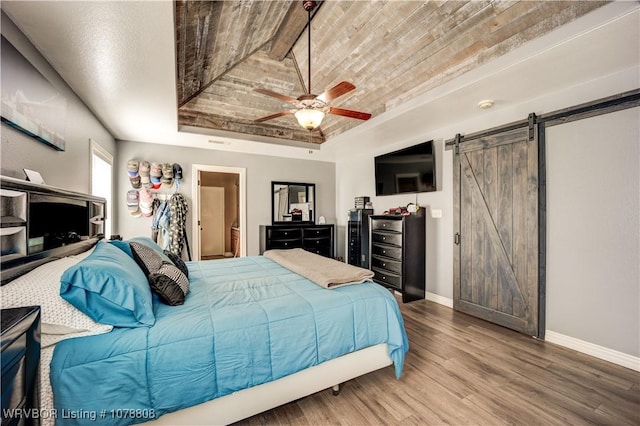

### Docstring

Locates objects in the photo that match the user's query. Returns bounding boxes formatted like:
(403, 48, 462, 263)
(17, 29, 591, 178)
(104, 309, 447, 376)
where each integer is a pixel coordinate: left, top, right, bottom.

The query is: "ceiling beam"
(178, 110, 325, 144)
(268, 0, 324, 61)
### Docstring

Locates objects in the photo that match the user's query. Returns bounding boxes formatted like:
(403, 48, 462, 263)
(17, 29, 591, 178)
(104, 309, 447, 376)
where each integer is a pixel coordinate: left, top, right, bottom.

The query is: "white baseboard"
(545, 330, 640, 372)
(422, 294, 639, 372)
(425, 292, 453, 308)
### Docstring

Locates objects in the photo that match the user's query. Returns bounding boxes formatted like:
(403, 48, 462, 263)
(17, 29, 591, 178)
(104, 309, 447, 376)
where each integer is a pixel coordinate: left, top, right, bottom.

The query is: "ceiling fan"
(253, 0, 371, 131)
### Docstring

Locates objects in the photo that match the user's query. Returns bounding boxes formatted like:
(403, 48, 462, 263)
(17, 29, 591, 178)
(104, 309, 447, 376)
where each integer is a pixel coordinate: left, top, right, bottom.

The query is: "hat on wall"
(127, 189, 141, 217)
(129, 175, 141, 189)
(161, 163, 174, 188)
(139, 161, 150, 177)
(140, 160, 152, 188)
(127, 160, 139, 177)
(150, 163, 162, 189)
(172, 163, 183, 184)
(139, 188, 154, 217)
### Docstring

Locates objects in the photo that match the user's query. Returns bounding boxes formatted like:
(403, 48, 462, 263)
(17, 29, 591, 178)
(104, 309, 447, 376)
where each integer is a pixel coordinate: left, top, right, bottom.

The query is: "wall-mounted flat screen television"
(374, 140, 436, 196)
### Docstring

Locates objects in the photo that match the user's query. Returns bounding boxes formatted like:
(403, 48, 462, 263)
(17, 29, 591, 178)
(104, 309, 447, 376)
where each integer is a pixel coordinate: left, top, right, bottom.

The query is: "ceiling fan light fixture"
(295, 108, 325, 130)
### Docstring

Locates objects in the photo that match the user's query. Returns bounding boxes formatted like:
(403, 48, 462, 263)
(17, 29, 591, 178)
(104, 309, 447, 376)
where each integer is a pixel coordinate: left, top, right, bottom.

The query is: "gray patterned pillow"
(164, 250, 189, 278)
(130, 241, 164, 276)
(148, 264, 190, 305)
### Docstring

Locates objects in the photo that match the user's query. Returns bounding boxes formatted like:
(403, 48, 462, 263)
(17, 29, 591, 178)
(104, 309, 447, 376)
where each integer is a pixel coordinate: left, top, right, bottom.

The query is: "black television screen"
(374, 140, 436, 196)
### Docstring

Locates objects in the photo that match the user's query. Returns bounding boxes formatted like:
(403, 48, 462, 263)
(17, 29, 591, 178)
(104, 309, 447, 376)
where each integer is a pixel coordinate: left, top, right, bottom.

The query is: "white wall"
(0, 11, 116, 194)
(116, 141, 335, 257)
(546, 107, 639, 358)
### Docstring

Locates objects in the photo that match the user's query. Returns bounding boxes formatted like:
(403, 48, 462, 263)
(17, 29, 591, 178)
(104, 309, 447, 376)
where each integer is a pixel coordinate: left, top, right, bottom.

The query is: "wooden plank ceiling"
(175, 0, 606, 145)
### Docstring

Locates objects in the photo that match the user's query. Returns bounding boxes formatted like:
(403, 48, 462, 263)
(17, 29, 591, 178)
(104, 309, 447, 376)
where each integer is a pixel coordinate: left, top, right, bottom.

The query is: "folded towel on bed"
(264, 248, 374, 288)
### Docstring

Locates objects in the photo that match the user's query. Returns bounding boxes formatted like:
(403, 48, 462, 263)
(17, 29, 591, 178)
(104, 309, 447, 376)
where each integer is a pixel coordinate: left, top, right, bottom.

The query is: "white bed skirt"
(144, 343, 392, 425)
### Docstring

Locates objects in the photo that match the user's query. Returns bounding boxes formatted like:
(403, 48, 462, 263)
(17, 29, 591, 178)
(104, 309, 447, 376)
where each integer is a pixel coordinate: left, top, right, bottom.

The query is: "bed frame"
(145, 343, 392, 425)
(0, 176, 395, 425)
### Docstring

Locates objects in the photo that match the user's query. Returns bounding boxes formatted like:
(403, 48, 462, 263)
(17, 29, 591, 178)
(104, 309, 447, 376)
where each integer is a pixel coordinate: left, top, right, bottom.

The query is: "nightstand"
(1, 306, 41, 426)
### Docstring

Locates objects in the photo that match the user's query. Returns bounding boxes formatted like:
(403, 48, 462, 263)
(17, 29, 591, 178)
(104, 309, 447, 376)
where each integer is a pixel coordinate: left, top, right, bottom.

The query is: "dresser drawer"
(371, 255, 402, 274)
(372, 268, 402, 290)
(303, 227, 332, 238)
(263, 225, 334, 259)
(267, 238, 301, 249)
(370, 218, 403, 232)
(302, 237, 330, 250)
(371, 231, 402, 247)
(371, 244, 402, 260)
(304, 246, 331, 257)
(268, 228, 302, 240)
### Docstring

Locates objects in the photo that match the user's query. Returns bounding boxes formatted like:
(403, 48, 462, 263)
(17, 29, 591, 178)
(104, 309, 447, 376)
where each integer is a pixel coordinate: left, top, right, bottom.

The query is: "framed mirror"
(272, 181, 315, 225)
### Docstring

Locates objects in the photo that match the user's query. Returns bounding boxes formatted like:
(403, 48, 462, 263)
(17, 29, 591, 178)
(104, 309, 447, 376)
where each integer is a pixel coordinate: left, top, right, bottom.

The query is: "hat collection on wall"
(126, 160, 183, 218)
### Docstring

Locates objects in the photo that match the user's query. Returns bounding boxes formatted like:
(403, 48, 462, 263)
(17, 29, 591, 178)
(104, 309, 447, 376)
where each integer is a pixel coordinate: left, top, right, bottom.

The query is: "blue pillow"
(60, 241, 155, 327)
(108, 239, 133, 258)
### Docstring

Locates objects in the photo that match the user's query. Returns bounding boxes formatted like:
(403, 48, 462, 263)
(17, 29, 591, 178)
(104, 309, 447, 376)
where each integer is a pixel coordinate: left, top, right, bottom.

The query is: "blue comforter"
(50, 256, 409, 425)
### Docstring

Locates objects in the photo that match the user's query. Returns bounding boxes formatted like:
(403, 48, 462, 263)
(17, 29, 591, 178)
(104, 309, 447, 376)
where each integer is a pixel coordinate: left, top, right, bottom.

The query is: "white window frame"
(90, 139, 113, 239)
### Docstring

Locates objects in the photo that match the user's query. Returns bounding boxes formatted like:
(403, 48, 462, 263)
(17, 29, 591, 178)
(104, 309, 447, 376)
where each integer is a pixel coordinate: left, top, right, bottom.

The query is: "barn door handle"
(454, 233, 460, 245)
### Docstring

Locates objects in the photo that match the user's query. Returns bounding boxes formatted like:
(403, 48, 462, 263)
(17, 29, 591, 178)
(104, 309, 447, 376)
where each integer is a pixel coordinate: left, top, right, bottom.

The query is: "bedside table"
(1, 306, 41, 426)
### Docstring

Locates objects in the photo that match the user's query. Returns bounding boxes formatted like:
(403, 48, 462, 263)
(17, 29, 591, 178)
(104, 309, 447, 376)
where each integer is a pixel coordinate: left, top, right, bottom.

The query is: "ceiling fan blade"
(316, 81, 356, 104)
(253, 88, 298, 104)
(254, 110, 293, 123)
(328, 107, 371, 121)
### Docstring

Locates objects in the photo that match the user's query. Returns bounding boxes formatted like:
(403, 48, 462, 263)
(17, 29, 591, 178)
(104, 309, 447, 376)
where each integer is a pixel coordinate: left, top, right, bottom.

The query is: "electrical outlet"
(431, 208, 443, 218)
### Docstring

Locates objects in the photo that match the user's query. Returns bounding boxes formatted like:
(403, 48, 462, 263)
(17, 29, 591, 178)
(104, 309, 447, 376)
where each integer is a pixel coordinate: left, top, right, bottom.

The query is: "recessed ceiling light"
(477, 99, 495, 109)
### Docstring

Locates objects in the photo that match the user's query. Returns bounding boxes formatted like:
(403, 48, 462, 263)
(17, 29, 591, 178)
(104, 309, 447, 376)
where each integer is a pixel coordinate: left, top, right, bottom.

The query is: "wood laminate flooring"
(235, 296, 640, 425)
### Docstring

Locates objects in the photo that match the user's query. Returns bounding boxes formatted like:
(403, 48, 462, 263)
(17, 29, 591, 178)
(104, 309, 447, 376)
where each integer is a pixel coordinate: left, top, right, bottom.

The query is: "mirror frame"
(271, 181, 316, 225)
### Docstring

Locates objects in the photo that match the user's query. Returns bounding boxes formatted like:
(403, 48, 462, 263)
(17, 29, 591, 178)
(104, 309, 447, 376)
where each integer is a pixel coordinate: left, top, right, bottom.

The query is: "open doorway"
(191, 165, 246, 261)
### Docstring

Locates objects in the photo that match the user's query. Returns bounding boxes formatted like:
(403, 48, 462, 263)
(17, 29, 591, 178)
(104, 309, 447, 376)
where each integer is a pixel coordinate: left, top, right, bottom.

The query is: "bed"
(2, 232, 409, 425)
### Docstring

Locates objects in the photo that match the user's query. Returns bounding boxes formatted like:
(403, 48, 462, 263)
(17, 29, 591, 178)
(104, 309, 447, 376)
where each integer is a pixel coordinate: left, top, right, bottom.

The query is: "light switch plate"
(431, 208, 443, 218)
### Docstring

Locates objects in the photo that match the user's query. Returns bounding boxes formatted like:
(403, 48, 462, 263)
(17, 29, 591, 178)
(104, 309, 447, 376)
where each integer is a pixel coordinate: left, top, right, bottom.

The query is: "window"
(90, 139, 113, 238)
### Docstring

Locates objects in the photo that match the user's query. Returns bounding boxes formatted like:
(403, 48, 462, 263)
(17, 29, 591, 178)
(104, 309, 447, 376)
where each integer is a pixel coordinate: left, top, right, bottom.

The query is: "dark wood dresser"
(1, 306, 41, 426)
(260, 224, 335, 258)
(369, 215, 425, 302)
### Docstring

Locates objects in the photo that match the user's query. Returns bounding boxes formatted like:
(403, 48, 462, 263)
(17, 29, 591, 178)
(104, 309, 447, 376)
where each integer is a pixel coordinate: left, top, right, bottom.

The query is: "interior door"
(453, 125, 542, 337)
(200, 186, 225, 257)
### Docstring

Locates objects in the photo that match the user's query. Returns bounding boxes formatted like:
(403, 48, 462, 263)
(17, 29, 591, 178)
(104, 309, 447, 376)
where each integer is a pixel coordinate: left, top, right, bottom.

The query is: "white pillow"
(1, 256, 113, 345)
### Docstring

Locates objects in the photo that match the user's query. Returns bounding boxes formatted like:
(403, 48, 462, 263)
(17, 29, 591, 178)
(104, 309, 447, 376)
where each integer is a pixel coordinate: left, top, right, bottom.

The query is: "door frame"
(191, 164, 246, 260)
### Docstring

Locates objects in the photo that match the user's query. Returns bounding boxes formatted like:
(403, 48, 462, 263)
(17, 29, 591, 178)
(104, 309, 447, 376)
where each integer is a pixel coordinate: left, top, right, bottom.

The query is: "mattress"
(50, 256, 408, 425)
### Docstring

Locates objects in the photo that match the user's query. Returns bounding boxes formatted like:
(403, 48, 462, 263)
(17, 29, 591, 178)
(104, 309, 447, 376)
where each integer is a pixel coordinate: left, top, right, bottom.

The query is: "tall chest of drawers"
(369, 215, 425, 302)
(260, 224, 335, 258)
(347, 209, 373, 268)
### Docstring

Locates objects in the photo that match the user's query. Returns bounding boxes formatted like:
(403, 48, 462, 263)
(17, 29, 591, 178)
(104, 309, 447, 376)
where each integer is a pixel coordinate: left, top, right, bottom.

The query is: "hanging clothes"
(152, 199, 171, 251)
(168, 193, 189, 258)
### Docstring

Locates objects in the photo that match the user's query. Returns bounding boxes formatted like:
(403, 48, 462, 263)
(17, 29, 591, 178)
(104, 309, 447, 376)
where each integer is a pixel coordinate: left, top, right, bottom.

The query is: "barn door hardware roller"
(528, 113, 537, 141)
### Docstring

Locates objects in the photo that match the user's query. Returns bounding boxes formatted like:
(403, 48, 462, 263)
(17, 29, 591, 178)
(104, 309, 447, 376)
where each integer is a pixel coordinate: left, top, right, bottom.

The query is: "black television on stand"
(374, 140, 436, 196)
